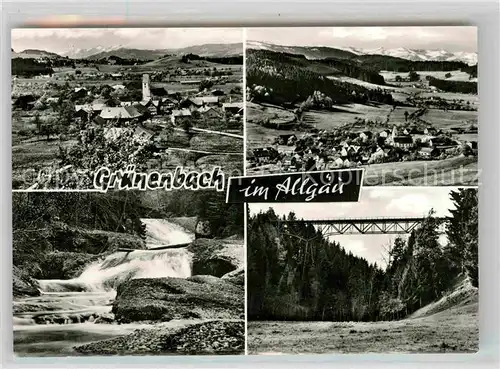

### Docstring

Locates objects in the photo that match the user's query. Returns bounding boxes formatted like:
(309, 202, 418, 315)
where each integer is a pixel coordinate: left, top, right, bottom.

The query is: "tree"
(32, 113, 42, 136)
(408, 71, 420, 82)
(199, 79, 214, 92)
(446, 189, 478, 286)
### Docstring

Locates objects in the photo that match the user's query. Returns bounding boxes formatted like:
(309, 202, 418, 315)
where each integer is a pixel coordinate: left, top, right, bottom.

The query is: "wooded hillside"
(247, 188, 478, 322)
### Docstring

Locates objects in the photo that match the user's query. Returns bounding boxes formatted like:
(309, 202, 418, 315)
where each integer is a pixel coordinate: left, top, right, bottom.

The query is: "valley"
(11, 43, 244, 190)
(245, 42, 478, 185)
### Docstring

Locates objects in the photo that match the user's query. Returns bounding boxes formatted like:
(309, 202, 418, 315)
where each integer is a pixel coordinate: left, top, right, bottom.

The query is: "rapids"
(13, 218, 196, 356)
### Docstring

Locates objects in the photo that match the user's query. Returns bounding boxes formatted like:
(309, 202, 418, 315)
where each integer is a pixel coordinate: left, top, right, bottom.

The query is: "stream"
(13, 219, 195, 357)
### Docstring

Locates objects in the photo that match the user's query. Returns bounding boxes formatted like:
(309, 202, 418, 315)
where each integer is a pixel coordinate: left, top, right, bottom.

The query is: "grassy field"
(248, 302, 478, 354)
(380, 70, 477, 83)
(249, 275, 478, 355)
(362, 156, 479, 186)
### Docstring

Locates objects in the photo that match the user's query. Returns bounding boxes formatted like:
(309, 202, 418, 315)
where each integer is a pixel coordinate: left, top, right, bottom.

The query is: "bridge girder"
(277, 217, 445, 236)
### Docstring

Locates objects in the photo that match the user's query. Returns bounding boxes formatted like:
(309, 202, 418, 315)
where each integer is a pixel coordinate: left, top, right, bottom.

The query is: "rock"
(187, 237, 244, 277)
(112, 277, 244, 323)
(50, 223, 146, 254)
(94, 312, 114, 324)
(195, 220, 212, 238)
(37, 251, 101, 279)
(73, 320, 244, 355)
(187, 275, 223, 284)
(221, 267, 244, 286)
(12, 266, 40, 297)
(162, 320, 245, 354)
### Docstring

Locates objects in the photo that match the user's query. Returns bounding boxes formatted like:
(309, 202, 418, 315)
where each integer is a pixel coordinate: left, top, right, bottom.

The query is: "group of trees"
(428, 77, 478, 94)
(248, 188, 478, 322)
(355, 55, 470, 73)
(180, 53, 243, 65)
(12, 58, 54, 77)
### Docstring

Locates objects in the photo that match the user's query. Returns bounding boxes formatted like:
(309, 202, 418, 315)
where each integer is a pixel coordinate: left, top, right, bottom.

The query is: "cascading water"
(13, 219, 196, 356)
(141, 218, 196, 248)
(37, 248, 193, 293)
(35, 219, 195, 293)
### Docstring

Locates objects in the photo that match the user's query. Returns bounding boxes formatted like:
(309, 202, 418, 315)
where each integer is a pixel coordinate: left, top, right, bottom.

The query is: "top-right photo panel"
(245, 26, 478, 186)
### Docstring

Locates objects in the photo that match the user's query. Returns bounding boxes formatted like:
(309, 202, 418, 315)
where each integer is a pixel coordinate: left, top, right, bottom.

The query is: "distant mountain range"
(247, 40, 477, 66)
(62, 43, 243, 60)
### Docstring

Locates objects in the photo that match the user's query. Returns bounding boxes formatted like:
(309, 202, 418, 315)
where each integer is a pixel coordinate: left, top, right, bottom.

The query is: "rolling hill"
(12, 49, 62, 59)
(247, 40, 477, 66)
(83, 43, 243, 61)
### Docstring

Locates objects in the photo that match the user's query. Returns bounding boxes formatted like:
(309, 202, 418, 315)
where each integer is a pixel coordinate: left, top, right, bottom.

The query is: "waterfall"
(141, 218, 195, 248)
(37, 248, 192, 293)
(36, 219, 195, 293)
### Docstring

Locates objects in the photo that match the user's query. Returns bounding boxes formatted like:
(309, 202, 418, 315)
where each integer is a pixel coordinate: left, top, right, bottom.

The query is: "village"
(248, 120, 478, 173)
(12, 56, 244, 189)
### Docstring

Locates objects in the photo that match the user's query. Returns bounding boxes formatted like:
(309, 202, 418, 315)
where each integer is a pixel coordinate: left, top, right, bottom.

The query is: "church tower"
(142, 74, 151, 101)
(391, 125, 398, 141)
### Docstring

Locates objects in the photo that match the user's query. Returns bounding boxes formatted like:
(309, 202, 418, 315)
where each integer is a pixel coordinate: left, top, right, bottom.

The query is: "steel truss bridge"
(276, 217, 446, 236)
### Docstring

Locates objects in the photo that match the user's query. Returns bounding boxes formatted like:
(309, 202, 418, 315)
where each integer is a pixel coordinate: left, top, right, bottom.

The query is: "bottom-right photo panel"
(247, 187, 478, 354)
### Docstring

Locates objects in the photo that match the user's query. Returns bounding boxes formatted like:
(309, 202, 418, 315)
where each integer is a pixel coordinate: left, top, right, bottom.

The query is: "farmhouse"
(222, 102, 244, 115)
(134, 125, 155, 142)
(197, 106, 220, 119)
(359, 131, 373, 142)
(393, 136, 414, 149)
(379, 129, 391, 138)
(418, 147, 440, 158)
(368, 146, 386, 163)
(100, 105, 148, 122)
(276, 134, 297, 146)
(171, 108, 192, 125)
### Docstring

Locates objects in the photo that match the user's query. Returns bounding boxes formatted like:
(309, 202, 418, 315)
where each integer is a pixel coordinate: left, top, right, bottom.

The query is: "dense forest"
(355, 54, 470, 73)
(461, 64, 478, 78)
(246, 49, 393, 106)
(12, 58, 54, 77)
(13, 190, 243, 240)
(315, 57, 387, 85)
(247, 188, 478, 322)
(428, 76, 478, 94)
(180, 53, 243, 65)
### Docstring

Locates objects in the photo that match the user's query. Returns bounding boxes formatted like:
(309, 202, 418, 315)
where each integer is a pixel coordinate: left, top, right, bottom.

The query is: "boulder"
(112, 277, 243, 323)
(37, 251, 100, 279)
(12, 266, 40, 297)
(221, 267, 244, 286)
(187, 237, 244, 277)
(49, 222, 146, 254)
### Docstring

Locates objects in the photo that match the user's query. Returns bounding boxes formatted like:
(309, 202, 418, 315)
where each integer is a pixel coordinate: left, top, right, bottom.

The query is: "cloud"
(342, 239, 368, 255)
(11, 27, 243, 54)
(248, 26, 476, 52)
(386, 193, 432, 215)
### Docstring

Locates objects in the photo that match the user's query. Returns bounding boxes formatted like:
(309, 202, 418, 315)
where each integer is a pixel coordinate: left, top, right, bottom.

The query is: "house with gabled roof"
(171, 108, 192, 125)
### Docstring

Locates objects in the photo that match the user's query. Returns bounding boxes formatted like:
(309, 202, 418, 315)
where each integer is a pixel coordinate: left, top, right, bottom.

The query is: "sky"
(11, 28, 243, 55)
(249, 187, 461, 268)
(248, 26, 477, 52)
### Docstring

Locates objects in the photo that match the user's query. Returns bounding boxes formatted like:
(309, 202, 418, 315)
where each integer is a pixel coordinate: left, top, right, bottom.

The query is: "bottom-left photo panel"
(12, 190, 245, 357)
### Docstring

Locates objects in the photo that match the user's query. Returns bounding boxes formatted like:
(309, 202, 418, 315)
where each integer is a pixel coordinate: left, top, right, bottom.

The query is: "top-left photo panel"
(11, 28, 244, 190)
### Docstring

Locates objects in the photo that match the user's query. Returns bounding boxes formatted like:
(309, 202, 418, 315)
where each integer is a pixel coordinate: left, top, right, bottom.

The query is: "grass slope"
(248, 275, 478, 354)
